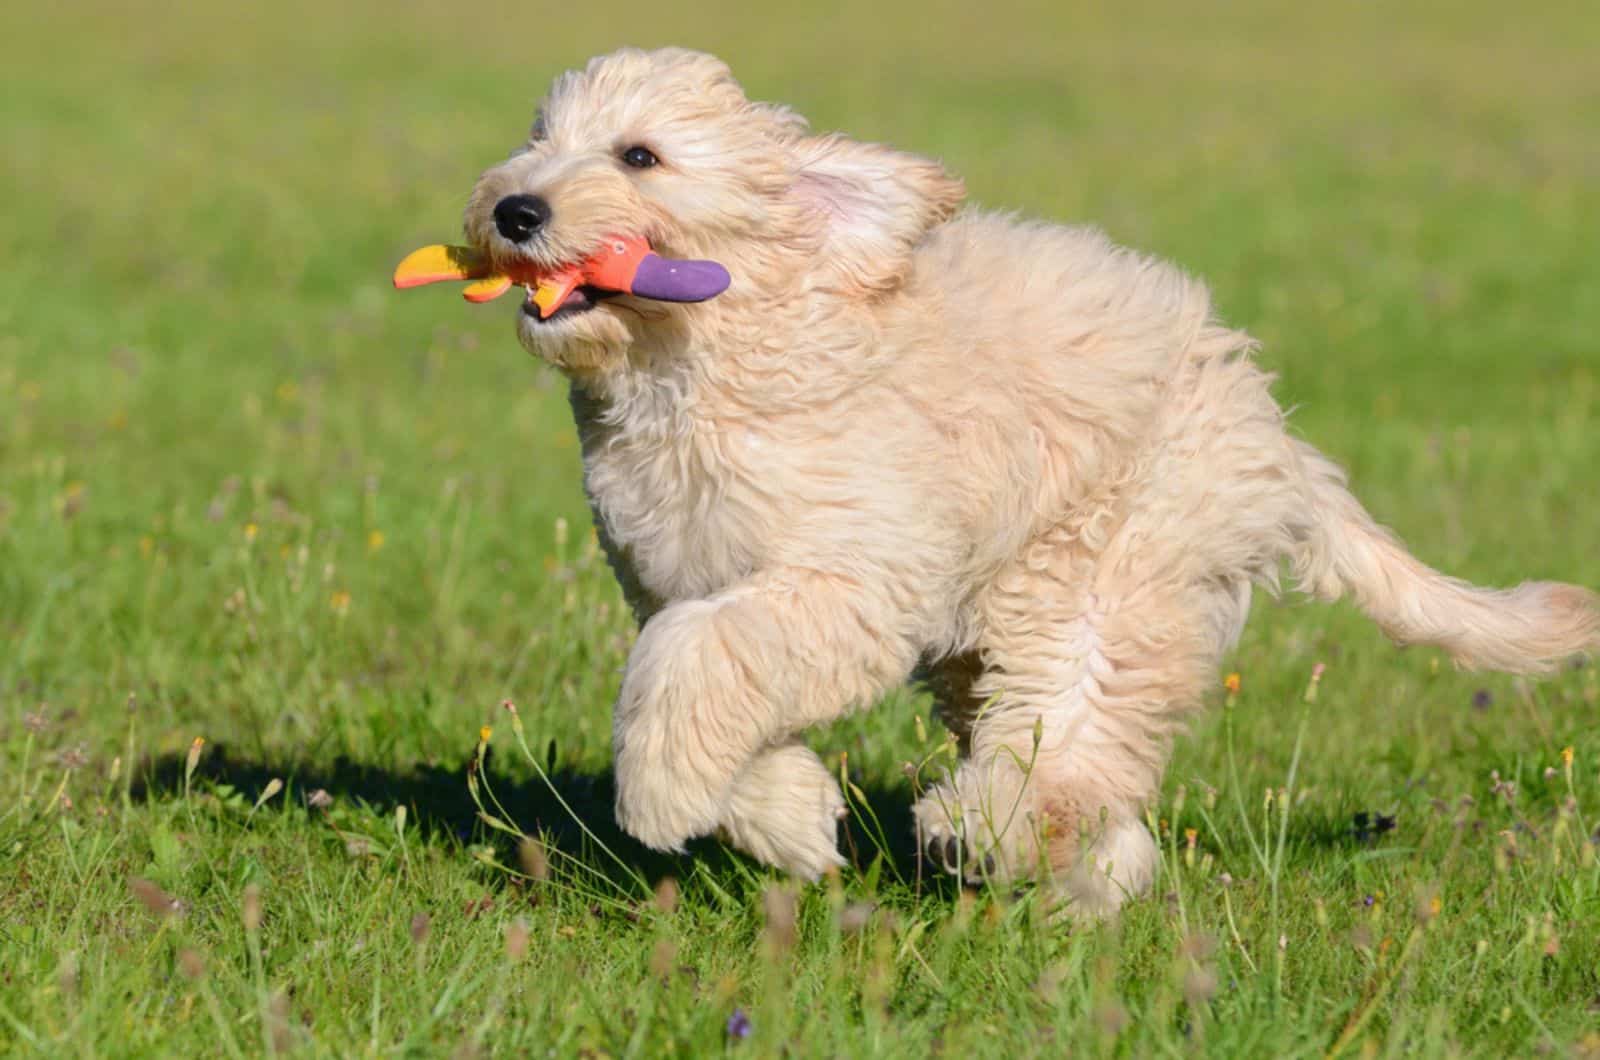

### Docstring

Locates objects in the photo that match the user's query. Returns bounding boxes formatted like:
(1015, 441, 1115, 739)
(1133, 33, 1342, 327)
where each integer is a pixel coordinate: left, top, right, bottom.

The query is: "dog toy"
(393, 236, 730, 318)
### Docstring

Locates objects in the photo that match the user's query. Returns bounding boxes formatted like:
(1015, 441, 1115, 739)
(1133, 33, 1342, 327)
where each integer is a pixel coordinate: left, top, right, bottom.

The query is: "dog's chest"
(571, 387, 784, 603)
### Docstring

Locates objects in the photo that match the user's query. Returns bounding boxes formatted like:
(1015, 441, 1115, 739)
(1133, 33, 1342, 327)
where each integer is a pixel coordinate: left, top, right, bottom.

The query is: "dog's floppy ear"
(788, 134, 965, 294)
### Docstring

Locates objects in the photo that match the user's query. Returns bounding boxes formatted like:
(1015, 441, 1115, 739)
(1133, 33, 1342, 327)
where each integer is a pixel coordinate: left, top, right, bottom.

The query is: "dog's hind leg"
(914, 523, 1246, 916)
(915, 351, 1306, 913)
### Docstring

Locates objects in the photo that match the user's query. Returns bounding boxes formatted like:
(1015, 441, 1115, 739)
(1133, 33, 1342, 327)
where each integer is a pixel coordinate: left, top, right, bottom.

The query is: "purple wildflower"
(726, 1008, 752, 1040)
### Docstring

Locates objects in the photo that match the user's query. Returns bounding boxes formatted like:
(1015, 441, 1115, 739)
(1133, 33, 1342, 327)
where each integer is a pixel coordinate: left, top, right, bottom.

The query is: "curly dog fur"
(454, 47, 1599, 914)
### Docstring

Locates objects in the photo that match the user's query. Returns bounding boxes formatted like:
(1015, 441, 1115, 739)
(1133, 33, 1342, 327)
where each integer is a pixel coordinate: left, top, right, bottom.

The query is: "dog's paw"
(1052, 817, 1159, 919)
(613, 744, 728, 854)
(718, 743, 846, 880)
(911, 762, 1043, 884)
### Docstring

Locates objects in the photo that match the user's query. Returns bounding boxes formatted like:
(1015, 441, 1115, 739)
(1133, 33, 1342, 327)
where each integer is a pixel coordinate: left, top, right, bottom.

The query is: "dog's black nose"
(493, 194, 552, 243)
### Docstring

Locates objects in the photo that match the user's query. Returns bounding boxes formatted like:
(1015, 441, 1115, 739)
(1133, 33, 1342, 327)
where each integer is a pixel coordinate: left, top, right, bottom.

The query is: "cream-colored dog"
(456, 47, 1598, 914)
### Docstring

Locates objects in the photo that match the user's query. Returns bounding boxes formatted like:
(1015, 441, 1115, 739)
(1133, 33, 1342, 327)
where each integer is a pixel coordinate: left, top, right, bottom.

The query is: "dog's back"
(898, 209, 1598, 676)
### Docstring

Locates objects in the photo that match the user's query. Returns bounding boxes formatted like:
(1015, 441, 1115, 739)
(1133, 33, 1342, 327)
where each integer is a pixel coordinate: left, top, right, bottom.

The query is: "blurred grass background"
(2, 1, 1598, 1054)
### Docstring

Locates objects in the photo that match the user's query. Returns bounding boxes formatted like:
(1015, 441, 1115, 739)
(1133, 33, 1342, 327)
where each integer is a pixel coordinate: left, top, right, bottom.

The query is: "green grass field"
(4, 1, 1599, 1054)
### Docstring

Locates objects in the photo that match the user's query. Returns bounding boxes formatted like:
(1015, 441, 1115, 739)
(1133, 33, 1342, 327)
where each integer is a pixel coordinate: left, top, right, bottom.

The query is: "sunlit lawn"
(2, 1, 1598, 1054)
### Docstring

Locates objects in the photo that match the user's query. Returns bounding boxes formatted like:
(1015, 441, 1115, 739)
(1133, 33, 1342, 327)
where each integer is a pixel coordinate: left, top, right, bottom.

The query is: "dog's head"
(464, 48, 965, 375)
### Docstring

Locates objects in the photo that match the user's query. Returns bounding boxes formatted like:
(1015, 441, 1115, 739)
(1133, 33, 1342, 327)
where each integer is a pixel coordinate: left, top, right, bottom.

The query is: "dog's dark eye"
(620, 146, 659, 169)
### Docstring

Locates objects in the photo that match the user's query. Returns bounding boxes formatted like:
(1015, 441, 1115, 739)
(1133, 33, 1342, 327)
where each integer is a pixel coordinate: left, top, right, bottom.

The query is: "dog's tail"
(1292, 440, 1600, 674)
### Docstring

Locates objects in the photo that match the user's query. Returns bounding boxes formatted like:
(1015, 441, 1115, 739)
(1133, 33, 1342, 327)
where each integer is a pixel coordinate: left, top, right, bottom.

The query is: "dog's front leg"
(717, 740, 847, 879)
(612, 569, 915, 859)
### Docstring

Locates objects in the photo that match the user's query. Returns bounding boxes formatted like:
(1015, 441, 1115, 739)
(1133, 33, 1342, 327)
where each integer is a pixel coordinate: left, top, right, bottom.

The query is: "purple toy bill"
(629, 256, 733, 303)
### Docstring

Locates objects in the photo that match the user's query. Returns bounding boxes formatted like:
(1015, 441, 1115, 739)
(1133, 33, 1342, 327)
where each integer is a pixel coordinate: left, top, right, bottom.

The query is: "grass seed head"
(129, 877, 183, 920)
(1179, 932, 1216, 961)
(183, 737, 205, 784)
(1094, 999, 1128, 1040)
(649, 938, 677, 979)
(176, 948, 206, 980)
(652, 876, 679, 915)
(505, 918, 530, 962)
(1033, 961, 1067, 1003)
(518, 837, 550, 882)
(1414, 884, 1440, 926)
(1541, 913, 1559, 957)
(409, 912, 432, 946)
(1304, 661, 1326, 702)
(268, 990, 293, 1053)
(255, 777, 283, 810)
(1183, 966, 1218, 1007)
(242, 884, 262, 933)
(837, 902, 875, 935)
(762, 885, 797, 953)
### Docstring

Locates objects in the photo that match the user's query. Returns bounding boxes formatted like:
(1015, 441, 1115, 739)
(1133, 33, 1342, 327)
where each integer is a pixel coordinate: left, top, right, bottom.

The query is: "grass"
(2, 0, 1599, 1054)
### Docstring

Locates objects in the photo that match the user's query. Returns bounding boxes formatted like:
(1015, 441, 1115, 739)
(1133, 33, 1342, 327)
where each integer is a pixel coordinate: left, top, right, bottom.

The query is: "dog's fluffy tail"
(1292, 440, 1600, 674)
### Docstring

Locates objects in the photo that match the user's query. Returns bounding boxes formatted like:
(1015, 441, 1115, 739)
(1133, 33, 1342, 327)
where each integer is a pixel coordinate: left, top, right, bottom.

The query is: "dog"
(454, 47, 1599, 914)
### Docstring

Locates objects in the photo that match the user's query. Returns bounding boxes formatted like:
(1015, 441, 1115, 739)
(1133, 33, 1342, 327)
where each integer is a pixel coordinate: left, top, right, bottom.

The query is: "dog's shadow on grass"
(132, 748, 1395, 901)
(131, 744, 929, 896)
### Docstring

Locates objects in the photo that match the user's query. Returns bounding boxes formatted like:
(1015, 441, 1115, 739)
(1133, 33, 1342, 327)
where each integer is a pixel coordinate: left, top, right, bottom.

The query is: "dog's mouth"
(522, 282, 622, 323)
(393, 235, 731, 320)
